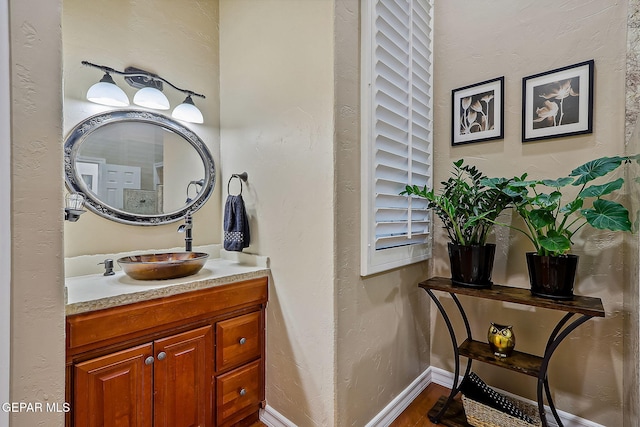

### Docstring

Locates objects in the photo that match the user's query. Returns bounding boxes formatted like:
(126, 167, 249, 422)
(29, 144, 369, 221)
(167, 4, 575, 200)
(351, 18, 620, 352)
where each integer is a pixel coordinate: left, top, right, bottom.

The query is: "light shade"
(86, 73, 129, 107)
(172, 96, 204, 124)
(64, 192, 86, 222)
(133, 87, 170, 110)
(66, 192, 86, 211)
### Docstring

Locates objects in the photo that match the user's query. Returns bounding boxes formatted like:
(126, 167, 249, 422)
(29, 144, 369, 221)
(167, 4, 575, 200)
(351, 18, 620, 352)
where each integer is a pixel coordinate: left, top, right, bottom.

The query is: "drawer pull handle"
(144, 356, 154, 366)
(157, 351, 167, 361)
(239, 388, 247, 397)
(239, 337, 247, 345)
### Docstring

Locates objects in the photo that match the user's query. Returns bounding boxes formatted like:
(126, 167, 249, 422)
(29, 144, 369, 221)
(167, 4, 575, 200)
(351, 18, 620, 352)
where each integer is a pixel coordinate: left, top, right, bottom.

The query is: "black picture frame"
(451, 76, 504, 146)
(522, 60, 594, 142)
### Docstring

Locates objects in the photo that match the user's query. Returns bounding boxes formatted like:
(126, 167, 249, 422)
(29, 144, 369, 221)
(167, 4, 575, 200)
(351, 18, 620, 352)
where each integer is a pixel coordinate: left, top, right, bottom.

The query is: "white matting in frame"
(452, 76, 504, 146)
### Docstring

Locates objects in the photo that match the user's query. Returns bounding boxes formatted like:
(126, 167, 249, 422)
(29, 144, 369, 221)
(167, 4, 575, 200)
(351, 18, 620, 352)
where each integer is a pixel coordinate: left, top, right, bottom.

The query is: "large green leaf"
(560, 198, 583, 215)
(480, 177, 510, 189)
(528, 209, 555, 229)
(541, 177, 573, 188)
(582, 199, 632, 231)
(579, 178, 624, 198)
(503, 186, 528, 199)
(508, 179, 540, 188)
(533, 191, 561, 208)
(570, 156, 625, 185)
(538, 230, 572, 255)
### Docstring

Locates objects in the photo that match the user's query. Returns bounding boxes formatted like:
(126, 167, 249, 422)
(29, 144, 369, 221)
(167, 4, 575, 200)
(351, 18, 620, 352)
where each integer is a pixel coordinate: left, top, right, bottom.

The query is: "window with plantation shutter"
(361, 0, 433, 276)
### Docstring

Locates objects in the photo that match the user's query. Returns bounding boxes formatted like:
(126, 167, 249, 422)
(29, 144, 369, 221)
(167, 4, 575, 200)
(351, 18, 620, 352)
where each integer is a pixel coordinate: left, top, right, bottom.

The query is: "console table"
(419, 276, 605, 427)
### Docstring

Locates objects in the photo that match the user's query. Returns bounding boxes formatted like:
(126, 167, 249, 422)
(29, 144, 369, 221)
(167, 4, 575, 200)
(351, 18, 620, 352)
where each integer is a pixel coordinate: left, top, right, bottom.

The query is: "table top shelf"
(459, 339, 543, 377)
(419, 276, 605, 318)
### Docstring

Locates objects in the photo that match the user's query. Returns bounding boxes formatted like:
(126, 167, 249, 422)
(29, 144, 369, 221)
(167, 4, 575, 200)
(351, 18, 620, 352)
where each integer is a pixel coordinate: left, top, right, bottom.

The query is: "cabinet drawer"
(216, 311, 261, 371)
(216, 360, 262, 426)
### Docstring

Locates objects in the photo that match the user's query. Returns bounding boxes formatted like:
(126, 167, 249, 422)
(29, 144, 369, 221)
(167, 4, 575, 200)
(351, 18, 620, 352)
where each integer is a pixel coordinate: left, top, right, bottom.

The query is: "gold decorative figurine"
(488, 323, 515, 358)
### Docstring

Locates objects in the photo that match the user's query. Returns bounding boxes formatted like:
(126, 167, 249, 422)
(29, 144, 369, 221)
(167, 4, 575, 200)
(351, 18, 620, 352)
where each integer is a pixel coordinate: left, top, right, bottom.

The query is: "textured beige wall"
(1, 0, 10, 423)
(10, 0, 66, 425)
(219, 1, 337, 425)
(9, 1, 636, 426)
(220, 2, 431, 425)
(433, 1, 628, 425)
(62, 0, 221, 258)
(333, 1, 431, 425)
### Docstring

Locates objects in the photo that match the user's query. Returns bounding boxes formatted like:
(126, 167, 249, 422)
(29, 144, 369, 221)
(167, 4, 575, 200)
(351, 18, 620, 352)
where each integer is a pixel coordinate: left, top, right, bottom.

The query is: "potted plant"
(483, 155, 636, 299)
(402, 159, 513, 288)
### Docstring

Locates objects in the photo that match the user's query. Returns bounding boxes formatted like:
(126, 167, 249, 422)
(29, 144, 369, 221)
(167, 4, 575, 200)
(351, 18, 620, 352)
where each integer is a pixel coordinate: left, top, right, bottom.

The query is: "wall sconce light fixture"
(82, 61, 206, 124)
(65, 192, 86, 222)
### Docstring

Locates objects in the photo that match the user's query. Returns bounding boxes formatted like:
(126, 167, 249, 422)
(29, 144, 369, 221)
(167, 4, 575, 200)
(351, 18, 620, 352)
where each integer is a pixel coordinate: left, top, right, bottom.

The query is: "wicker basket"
(462, 395, 542, 427)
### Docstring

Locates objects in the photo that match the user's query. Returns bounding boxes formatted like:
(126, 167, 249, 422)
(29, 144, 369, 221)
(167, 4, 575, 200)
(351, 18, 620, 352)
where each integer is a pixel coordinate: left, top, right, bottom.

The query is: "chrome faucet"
(177, 213, 193, 252)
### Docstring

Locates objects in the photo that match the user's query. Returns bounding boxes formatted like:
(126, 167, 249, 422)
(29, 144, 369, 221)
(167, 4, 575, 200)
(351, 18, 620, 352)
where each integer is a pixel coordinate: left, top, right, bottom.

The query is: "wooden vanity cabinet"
(65, 277, 268, 427)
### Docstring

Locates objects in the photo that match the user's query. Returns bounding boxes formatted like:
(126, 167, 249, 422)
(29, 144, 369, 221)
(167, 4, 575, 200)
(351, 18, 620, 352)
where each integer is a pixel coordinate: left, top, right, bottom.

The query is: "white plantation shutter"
(361, 0, 433, 276)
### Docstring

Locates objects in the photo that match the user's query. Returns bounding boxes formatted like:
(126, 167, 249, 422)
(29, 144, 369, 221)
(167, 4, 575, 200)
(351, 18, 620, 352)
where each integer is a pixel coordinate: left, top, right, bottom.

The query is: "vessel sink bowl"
(117, 252, 209, 280)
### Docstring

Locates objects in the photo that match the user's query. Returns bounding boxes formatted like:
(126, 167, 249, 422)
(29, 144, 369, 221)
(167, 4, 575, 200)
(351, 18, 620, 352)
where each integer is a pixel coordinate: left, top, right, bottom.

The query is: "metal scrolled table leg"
(537, 313, 592, 427)
(424, 289, 473, 423)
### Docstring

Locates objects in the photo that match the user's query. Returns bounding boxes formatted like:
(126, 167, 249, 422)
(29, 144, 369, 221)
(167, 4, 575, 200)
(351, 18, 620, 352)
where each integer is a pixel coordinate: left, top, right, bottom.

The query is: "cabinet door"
(74, 343, 153, 427)
(153, 325, 213, 427)
(216, 311, 261, 372)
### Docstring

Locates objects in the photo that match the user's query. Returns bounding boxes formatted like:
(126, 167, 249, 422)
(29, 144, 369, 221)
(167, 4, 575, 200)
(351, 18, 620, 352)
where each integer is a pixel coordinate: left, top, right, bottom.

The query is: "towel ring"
(227, 172, 248, 195)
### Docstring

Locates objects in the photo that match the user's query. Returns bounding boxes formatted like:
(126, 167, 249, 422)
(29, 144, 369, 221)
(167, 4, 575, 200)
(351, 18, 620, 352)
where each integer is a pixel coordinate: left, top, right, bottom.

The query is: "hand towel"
(223, 194, 250, 251)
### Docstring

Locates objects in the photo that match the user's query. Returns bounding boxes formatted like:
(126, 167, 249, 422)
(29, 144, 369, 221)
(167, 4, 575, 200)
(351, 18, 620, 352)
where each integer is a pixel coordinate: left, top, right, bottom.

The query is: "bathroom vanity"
(64, 258, 269, 427)
(62, 108, 268, 425)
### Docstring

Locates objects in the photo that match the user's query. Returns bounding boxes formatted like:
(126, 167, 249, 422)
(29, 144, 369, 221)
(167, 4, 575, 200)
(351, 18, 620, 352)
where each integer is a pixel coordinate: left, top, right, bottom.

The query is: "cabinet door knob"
(239, 388, 246, 397)
(157, 351, 167, 361)
(239, 337, 247, 345)
(144, 356, 154, 365)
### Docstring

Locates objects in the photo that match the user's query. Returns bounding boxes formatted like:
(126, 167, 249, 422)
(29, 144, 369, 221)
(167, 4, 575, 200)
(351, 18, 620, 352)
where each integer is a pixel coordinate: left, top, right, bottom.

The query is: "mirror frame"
(64, 110, 216, 226)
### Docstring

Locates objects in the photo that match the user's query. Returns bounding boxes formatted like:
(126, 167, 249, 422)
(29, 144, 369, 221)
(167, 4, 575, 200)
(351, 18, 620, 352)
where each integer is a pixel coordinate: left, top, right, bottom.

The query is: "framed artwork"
(452, 76, 504, 146)
(522, 60, 594, 142)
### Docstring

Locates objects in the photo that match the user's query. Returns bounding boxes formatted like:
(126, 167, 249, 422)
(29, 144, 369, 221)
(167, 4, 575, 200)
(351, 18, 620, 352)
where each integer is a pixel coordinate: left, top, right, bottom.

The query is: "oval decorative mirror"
(64, 110, 215, 225)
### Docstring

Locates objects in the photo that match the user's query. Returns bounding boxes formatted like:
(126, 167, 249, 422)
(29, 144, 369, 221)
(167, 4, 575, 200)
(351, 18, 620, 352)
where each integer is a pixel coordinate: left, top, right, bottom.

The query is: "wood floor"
(389, 383, 452, 427)
(250, 382, 451, 426)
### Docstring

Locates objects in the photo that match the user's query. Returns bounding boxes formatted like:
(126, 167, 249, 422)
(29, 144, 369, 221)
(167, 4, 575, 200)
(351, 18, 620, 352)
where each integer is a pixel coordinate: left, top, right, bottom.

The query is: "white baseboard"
(260, 405, 298, 427)
(259, 369, 433, 427)
(364, 368, 433, 427)
(259, 366, 604, 427)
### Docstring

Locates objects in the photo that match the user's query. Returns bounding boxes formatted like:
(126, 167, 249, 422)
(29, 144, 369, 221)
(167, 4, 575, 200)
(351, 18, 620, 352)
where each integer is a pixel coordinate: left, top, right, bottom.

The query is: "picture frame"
(451, 76, 504, 146)
(522, 60, 594, 142)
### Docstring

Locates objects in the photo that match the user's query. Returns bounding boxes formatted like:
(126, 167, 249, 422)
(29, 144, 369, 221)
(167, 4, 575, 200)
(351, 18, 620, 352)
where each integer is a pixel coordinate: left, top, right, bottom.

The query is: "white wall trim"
(0, 0, 10, 422)
(259, 367, 604, 427)
(258, 369, 433, 427)
(365, 368, 433, 427)
(259, 405, 298, 427)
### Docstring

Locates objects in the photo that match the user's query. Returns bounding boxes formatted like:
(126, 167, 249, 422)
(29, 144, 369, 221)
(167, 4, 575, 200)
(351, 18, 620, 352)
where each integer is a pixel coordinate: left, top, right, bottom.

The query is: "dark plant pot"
(448, 243, 496, 288)
(526, 252, 579, 300)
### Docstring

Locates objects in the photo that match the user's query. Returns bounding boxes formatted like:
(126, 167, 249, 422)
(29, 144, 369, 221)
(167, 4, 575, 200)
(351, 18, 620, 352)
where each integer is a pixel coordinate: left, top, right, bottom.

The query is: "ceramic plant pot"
(448, 243, 496, 288)
(526, 252, 578, 300)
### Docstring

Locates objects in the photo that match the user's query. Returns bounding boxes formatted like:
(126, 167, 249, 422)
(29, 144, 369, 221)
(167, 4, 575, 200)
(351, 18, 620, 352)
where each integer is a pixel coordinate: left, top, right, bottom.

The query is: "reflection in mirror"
(65, 110, 215, 225)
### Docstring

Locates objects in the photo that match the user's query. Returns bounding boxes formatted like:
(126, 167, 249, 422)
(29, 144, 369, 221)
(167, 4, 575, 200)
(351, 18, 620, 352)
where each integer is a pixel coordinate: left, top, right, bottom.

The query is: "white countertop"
(65, 256, 270, 315)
